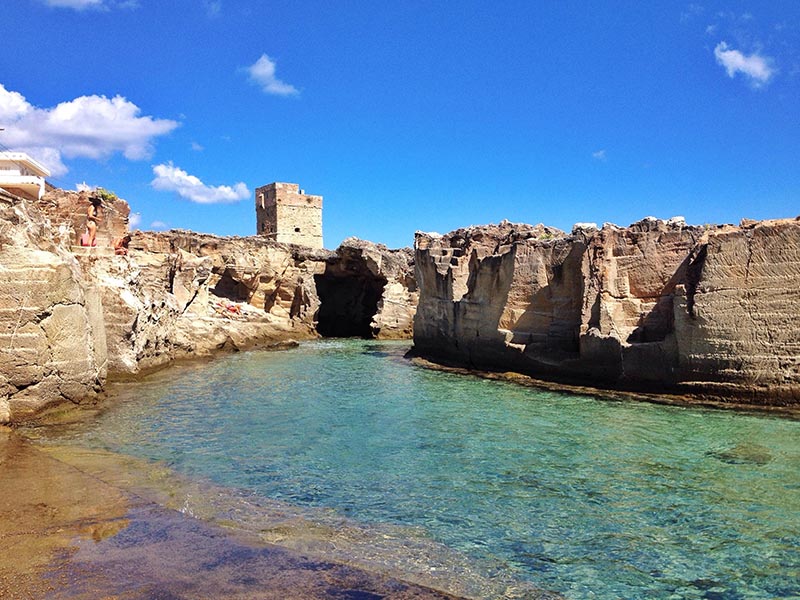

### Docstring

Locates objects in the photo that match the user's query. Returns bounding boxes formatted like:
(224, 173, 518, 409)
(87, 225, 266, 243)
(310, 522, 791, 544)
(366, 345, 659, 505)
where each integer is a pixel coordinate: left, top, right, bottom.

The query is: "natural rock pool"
(37, 339, 800, 599)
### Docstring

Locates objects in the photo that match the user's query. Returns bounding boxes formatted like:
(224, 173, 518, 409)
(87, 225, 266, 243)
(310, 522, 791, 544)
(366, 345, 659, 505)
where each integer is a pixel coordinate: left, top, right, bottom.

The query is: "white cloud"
(246, 54, 299, 96)
(714, 41, 776, 87)
(129, 212, 142, 228)
(42, 0, 104, 8)
(151, 162, 250, 204)
(150, 220, 169, 230)
(0, 86, 31, 121)
(75, 182, 94, 192)
(190, 141, 204, 152)
(41, 0, 139, 9)
(0, 83, 178, 177)
(592, 149, 607, 161)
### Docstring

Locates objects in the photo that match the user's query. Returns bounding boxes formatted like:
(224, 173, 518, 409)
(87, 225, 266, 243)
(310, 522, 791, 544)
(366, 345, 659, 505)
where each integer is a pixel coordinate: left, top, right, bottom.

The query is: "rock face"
(674, 220, 800, 401)
(413, 217, 800, 404)
(0, 190, 106, 422)
(0, 189, 417, 422)
(315, 238, 417, 339)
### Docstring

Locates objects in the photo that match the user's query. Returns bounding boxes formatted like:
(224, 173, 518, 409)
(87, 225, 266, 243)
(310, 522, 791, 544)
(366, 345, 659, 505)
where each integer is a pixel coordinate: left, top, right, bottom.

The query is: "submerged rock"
(707, 443, 773, 466)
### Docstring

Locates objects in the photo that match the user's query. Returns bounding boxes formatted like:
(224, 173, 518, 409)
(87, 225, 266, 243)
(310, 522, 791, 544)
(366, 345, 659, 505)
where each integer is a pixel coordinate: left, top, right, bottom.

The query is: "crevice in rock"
(626, 254, 691, 344)
(685, 243, 708, 319)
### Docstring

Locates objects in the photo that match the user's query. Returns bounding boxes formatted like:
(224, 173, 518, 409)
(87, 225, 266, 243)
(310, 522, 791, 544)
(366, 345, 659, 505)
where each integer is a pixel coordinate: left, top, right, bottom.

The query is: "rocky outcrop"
(36, 188, 131, 248)
(315, 238, 417, 339)
(67, 230, 417, 380)
(413, 217, 800, 405)
(1, 189, 418, 422)
(674, 219, 800, 401)
(0, 190, 106, 422)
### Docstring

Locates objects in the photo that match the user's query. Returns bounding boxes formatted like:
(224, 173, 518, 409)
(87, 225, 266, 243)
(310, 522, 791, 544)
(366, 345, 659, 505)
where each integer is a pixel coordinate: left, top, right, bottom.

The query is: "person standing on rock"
(84, 195, 102, 247)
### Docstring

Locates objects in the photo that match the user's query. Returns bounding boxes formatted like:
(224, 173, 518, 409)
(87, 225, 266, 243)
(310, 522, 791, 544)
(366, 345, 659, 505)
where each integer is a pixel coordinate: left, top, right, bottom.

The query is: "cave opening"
(211, 270, 251, 303)
(314, 270, 387, 338)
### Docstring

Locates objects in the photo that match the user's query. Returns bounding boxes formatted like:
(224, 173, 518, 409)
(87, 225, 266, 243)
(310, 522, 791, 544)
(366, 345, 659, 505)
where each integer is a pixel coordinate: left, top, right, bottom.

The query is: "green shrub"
(94, 187, 118, 203)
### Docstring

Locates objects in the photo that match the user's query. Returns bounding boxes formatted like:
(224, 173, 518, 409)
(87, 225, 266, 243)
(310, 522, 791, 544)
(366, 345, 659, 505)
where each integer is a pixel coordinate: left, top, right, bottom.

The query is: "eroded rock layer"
(413, 218, 800, 404)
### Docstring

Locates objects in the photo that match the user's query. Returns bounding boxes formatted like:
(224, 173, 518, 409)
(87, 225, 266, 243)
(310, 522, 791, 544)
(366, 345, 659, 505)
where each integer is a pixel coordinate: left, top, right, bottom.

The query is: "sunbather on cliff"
(81, 196, 102, 247)
(114, 234, 132, 255)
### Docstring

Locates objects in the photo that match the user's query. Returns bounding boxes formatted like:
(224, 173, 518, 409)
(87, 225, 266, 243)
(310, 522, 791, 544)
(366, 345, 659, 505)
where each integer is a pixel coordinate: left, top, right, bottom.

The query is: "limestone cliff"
(1, 189, 417, 422)
(413, 217, 800, 405)
(0, 189, 106, 422)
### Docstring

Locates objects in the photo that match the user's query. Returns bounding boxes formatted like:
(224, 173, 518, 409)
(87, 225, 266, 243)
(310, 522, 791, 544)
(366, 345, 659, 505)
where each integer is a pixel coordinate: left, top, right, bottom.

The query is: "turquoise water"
(57, 340, 800, 599)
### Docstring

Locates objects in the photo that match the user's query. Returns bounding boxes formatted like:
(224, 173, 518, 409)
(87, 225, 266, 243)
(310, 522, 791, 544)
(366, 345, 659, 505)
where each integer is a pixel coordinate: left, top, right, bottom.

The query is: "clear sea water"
(51, 339, 800, 599)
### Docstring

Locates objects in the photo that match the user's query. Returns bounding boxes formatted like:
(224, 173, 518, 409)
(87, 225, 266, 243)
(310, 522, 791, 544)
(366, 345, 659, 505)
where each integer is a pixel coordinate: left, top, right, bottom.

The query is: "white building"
(0, 152, 51, 200)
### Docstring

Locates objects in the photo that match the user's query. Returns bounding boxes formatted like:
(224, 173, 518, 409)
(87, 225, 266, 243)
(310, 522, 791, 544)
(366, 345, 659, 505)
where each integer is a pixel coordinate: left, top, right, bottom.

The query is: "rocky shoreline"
(413, 217, 800, 406)
(2, 186, 799, 424)
(1, 188, 417, 423)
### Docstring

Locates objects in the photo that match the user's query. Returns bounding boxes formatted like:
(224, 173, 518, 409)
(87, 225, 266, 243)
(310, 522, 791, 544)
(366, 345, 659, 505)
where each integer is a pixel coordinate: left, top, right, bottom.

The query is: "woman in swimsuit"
(86, 196, 102, 247)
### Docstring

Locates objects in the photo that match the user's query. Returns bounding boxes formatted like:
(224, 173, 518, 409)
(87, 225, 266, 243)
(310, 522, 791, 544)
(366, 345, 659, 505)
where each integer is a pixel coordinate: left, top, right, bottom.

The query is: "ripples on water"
(47, 340, 800, 599)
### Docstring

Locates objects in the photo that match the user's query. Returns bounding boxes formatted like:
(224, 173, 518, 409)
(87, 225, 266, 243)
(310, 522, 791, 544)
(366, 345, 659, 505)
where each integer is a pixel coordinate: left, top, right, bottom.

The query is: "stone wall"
(413, 217, 800, 404)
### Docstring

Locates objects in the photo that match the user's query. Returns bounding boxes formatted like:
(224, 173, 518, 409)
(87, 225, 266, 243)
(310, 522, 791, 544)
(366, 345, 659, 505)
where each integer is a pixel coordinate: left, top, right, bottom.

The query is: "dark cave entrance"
(314, 269, 387, 338)
(211, 270, 251, 303)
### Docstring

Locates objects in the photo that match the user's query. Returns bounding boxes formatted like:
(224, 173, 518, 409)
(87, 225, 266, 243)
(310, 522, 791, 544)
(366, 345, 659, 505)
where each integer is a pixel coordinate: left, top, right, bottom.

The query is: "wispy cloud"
(592, 149, 607, 161)
(680, 3, 704, 23)
(714, 41, 776, 87)
(0, 83, 178, 177)
(129, 212, 142, 228)
(41, 0, 139, 10)
(150, 220, 169, 230)
(246, 54, 299, 96)
(190, 141, 204, 152)
(151, 162, 250, 204)
(41, 0, 103, 8)
(205, 0, 221, 17)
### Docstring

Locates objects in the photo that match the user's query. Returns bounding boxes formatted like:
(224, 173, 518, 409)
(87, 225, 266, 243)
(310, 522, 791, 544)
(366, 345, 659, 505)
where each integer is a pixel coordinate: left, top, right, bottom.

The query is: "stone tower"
(255, 182, 323, 249)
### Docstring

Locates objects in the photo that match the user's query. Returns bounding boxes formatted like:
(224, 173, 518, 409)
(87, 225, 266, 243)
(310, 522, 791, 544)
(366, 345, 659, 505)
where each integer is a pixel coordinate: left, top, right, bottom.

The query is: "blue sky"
(1, 1, 798, 248)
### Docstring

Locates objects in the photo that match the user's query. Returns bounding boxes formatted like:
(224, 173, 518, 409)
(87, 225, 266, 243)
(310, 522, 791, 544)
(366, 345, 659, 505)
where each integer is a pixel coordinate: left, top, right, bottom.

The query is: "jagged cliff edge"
(412, 217, 800, 405)
(2, 186, 798, 423)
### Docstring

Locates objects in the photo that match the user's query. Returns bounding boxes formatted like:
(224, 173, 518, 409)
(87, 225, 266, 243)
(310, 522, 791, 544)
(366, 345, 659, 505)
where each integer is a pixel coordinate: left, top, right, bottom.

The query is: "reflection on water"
(36, 339, 800, 600)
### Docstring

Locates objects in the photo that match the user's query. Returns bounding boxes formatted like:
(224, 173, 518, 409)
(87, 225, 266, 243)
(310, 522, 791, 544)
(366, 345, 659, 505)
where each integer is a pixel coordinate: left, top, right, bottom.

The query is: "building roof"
(0, 152, 51, 178)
